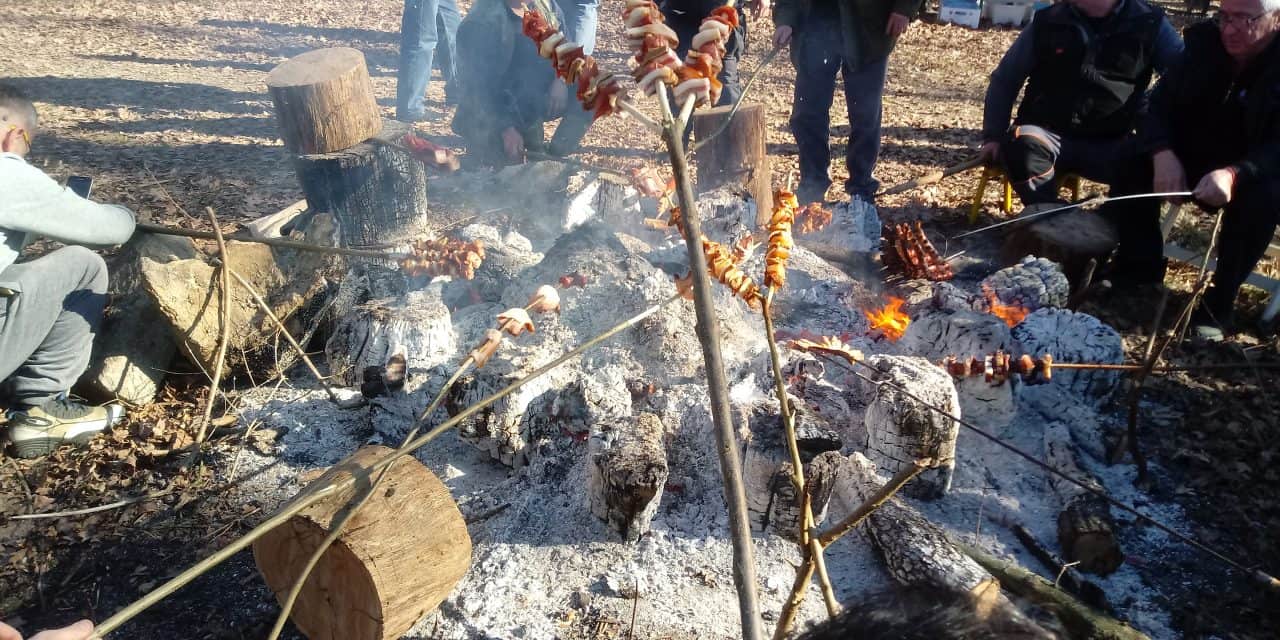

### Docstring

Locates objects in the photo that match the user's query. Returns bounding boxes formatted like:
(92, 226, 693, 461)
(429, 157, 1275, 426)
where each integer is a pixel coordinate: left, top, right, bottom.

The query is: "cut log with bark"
(294, 118, 432, 247)
(266, 48, 382, 155)
(1002, 209, 1117, 288)
(838, 452, 995, 594)
(958, 541, 1151, 640)
(691, 104, 772, 227)
(855, 355, 961, 499)
(740, 402, 843, 537)
(324, 274, 456, 386)
(587, 412, 669, 542)
(1045, 421, 1124, 576)
(252, 445, 472, 640)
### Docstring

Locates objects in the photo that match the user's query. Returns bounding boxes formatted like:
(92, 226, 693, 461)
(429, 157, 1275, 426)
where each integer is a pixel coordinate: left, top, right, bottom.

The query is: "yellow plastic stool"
(969, 168, 1082, 224)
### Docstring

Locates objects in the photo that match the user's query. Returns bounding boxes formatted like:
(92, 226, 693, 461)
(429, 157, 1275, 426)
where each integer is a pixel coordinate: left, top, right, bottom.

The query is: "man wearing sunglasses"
(1113, 0, 1280, 340)
(0, 84, 136, 457)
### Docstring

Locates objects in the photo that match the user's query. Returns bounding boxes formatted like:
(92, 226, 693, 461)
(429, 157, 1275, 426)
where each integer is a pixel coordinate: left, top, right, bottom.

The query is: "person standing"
(0, 85, 134, 458)
(397, 0, 462, 121)
(1111, 0, 1280, 339)
(773, 0, 922, 206)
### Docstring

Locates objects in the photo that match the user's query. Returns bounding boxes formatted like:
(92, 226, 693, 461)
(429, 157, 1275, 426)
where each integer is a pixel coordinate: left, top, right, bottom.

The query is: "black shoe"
(796, 182, 829, 205)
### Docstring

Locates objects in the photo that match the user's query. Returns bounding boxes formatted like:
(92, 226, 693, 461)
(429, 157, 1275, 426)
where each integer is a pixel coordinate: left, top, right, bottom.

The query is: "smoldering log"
(838, 452, 995, 594)
(1045, 421, 1124, 576)
(691, 104, 772, 227)
(856, 355, 961, 500)
(587, 413, 669, 542)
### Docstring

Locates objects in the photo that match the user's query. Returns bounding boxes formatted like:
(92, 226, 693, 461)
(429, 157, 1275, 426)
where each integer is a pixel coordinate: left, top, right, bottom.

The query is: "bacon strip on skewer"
(522, 9, 625, 120)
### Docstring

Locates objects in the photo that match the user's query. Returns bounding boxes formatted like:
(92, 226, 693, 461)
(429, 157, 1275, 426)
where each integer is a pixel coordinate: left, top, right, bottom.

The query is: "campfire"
(984, 286, 1031, 327)
(864, 296, 911, 341)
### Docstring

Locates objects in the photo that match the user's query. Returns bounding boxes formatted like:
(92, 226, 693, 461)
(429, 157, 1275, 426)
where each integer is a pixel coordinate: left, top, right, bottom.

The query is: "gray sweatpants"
(0, 246, 109, 408)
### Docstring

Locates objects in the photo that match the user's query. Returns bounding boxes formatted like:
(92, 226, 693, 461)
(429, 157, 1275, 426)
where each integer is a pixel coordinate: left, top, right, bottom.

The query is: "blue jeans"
(563, 0, 600, 55)
(789, 21, 888, 200)
(397, 0, 461, 120)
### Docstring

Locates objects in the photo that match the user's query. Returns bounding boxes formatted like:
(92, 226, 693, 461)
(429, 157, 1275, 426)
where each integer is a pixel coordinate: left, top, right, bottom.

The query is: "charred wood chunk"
(766, 450, 844, 542)
(1045, 422, 1123, 576)
(447, 372, 532, 467)
(858, 355, 960, 499)
(1013, 308, 1123, 407)
(841, 453, 995, 593)
(980, 255, 1070, 313)
(587, 413, 668, 542)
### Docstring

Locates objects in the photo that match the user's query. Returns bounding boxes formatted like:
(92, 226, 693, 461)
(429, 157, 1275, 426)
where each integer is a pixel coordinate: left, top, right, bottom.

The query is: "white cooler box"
(940, 0, 982, 28)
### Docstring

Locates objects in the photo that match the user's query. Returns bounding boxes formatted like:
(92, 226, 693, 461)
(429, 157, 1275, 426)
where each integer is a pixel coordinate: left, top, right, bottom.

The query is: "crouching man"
(981, 0, 1183, 206)
(0, 84, 136, 457)
(1111, 0, 1280, 340)
(451, 0, 594, 166)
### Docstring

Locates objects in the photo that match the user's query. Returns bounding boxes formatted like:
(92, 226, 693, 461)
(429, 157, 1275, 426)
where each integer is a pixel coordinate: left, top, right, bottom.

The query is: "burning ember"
(983, 287, 1030, 327)
(865, 296, 911, 341)
(795, 202, 833, 234)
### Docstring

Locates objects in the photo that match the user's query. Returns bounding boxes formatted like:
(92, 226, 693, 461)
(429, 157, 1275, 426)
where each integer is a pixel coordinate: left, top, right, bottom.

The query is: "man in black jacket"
(980, 0, 1182, 215)
(1113, 0, 1280, 340)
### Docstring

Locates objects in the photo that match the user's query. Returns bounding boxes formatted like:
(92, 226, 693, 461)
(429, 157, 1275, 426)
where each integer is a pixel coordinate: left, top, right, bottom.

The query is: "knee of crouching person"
(60, 245, 109, 294)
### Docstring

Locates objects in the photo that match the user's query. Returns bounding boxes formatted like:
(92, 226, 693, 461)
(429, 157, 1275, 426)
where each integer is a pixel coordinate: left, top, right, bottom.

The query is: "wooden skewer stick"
(678, 94, 697, 128)
(618, 98, 664, 134)
(137, 222, 402, 260)
(876, 156, 983, 197)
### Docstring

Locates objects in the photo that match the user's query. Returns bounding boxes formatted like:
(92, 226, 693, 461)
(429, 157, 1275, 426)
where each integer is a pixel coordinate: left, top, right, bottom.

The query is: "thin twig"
(658, 80, 765, 640)
(138, 223, 401, 260)
(815, 458, 932, 547)
(677, 94, 697, 129)
(1110, 288, 1169, 475)
(774, 554, 816, 640)
(618, 99, 663, 133)
(4, 458, 33, 514)
(91, 293, 684, 637)
(10, 490, 172, 521)
(143, 164, 198, 222)
(690, 45, 783, 154)
(1171, 209, 1226, 342)
(220, 265, 353, 408)
(195, 207, 232, 444)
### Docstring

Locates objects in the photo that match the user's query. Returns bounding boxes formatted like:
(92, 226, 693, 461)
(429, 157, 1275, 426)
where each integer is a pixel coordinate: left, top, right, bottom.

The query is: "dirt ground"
(1, 0, 1278, 638)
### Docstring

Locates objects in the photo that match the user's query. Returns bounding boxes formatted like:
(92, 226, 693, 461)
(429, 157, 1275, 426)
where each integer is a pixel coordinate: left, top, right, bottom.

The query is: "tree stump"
(266, 48, 382, 155)
(1003, 209, 1117, 287)
(252, 445, 472, 640)
(1044, 422, 1124, 576)
(587, 413, 669, 542)
(692, 104, 772, 227)
(324, 273, 456, 386)
(294, 119, 432, 247)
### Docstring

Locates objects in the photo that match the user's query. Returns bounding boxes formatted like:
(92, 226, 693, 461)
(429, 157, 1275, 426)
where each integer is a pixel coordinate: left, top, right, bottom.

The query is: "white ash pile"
(222, 169, 1177, 639)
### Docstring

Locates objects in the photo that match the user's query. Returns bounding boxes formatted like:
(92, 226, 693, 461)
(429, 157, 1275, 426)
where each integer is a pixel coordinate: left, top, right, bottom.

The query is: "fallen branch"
(195, 206, 232, 444)
(137, 222, 400, 260)
(956, 541, 1151, 640)
(90, 293, 683, 637)
(875, 156, 982, 198)
(9, 490, 172, 521)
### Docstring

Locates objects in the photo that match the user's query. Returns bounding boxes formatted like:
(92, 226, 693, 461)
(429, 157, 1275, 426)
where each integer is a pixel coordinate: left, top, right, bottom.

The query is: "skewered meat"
(882, 220, 953, 281)
(522, 10, 624, 120)
(765, 190, 798, 290)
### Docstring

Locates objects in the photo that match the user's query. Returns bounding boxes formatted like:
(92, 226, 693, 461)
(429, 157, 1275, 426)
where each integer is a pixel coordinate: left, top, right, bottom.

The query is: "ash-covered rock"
(1012, 308, 1123, 406)
(981, 255, 1070, 312)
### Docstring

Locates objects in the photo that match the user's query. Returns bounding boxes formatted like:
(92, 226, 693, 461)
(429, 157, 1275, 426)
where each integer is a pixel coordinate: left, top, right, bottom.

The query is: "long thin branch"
(138, 222, 400, 260)
(815, 458, 931, 547)
(10, 491, 172, 521)
(221, 265, 352, 408)
(762, 292, 837, 621)
(657, 81, 765, 640)
(1170, 209, 1226, 342)
(91, 293, 683, 637)
(195, 207, 232, 444)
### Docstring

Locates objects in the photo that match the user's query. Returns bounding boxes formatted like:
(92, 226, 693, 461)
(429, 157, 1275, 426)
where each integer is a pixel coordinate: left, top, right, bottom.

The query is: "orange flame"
(865, 297, 911, 342)
(985, 291, 1030, 327)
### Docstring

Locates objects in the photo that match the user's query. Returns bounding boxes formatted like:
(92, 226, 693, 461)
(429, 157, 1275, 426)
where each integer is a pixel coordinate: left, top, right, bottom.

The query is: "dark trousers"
(397, 0, 461, 120)
(999, 124, 1140, 204)
(668, 9, 746, 107)
(1107, 158, 1280, 322)
(789, 20, 887, 200)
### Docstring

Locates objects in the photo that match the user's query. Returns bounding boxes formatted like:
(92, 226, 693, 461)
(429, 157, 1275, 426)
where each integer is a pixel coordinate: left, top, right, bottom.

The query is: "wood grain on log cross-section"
(857, 355, 960, 500)
(588, 413, 668, 542)
(266, 48, 382, 155)
(1044, 422, 1124, 576)
(252, 446, 471, 640)
(692, 104, 773, 227)
(293, 119, 432, 247)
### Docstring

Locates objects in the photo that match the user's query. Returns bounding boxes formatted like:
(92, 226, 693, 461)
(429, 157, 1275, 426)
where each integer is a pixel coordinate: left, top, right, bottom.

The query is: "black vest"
(1017, 0, 1164, 137)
